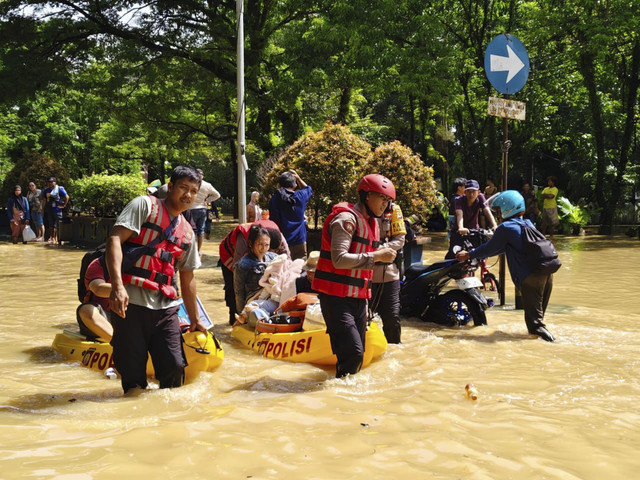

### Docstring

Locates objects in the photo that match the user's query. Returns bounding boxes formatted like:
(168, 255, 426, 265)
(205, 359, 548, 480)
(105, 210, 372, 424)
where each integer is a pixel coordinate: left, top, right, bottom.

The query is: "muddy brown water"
(0, 230, 638, 479)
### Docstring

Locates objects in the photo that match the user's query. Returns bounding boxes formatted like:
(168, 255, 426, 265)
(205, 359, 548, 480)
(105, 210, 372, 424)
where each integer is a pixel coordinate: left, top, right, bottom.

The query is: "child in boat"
(233, 225, 278, 324)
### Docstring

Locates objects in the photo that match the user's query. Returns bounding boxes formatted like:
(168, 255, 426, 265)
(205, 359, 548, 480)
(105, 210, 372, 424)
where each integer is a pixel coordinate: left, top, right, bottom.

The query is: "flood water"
(0, 228, 638, 479)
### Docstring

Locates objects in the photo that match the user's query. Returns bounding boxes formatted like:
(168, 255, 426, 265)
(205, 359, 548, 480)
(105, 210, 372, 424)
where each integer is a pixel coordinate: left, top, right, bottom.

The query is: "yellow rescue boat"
(231, 321, 387, 367)
(52, 297, 223, 381)
(52, 329, 224, 381)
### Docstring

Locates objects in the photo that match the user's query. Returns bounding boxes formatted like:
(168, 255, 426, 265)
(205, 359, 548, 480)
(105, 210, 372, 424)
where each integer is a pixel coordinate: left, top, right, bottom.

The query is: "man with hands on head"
(106, 166, 208, 394)
(312, 174, 397, 378)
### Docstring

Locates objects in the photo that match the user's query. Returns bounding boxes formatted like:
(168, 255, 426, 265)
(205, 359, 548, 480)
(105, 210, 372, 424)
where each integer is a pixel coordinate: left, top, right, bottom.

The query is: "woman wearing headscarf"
(6, 185, 30, 244)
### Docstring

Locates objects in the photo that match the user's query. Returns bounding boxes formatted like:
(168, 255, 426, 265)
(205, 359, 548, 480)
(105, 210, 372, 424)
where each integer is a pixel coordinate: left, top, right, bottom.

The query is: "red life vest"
(121, 195, 194, 298)
(219, 219, 279, 271)
(312, 202, 379, 299)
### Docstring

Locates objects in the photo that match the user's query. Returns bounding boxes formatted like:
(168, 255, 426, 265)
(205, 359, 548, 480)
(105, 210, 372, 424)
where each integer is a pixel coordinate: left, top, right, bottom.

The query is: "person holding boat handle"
(106, 166, 207, 393)
(312, 174, 397, 378)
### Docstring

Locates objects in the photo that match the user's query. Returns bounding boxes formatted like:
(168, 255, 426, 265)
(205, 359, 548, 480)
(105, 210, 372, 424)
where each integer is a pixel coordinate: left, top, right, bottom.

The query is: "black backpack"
(77, 244, 107, 302)
(520, 221, 562, 275)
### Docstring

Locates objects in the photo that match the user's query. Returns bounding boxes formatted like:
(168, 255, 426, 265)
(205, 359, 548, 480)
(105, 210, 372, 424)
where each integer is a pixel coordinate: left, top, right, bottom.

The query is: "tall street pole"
(236, 0, 248, 223)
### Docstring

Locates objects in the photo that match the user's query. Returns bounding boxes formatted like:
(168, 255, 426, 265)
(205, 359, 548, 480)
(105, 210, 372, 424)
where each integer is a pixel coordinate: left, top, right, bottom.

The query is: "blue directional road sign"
(484, 34, 529, 94)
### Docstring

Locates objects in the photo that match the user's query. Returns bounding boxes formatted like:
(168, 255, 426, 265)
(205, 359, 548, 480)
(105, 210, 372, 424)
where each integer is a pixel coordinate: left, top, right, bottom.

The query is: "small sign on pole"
(488, 97, 526, 121)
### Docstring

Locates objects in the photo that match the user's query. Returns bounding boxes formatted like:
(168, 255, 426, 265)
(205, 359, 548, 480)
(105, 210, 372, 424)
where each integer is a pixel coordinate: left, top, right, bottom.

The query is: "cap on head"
(357, 174, 396, 200)
(464, 179, 480, 191)
(304, 251, 320, 272)
(47, 176, 56, 182)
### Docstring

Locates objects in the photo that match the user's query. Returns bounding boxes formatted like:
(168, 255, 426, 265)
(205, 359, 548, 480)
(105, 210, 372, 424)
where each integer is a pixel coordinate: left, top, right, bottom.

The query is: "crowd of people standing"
(5, 176, 69, 244)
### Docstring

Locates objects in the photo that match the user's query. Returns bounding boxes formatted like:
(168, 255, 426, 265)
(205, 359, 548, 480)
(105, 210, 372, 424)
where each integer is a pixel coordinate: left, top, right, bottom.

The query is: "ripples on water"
(0, 235, 639, 479)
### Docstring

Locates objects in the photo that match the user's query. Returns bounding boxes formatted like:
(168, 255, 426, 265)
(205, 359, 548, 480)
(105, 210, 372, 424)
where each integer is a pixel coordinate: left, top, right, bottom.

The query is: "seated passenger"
(76, 257, 113, 342)
(233, 225, 277, 324)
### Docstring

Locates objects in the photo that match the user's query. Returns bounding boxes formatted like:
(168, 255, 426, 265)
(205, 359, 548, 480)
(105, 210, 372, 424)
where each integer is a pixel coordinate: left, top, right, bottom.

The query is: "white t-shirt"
(189, 180, 221, 210)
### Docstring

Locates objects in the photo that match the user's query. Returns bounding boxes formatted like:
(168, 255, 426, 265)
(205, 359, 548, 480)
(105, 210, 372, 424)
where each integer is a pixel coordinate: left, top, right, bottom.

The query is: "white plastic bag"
(22, 225, 36, 242)
(303, 303, 326, 330)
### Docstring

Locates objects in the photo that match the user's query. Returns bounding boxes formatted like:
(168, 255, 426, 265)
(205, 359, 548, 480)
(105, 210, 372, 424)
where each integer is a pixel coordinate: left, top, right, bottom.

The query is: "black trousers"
(110, 304, 186, 393)
(319, 293, 367, 378)
(221, 263, 237, 325)
(520, 273, 554, 333)
(371, 280, 401, 344)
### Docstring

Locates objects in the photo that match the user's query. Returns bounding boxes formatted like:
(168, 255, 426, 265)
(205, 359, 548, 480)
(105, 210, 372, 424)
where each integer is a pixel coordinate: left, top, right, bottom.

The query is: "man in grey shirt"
(106, 166, 207, 393)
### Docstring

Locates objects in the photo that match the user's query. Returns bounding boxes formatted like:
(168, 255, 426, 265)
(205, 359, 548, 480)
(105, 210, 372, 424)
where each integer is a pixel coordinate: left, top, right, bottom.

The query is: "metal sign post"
(236, 0, 248, 223)
(484, 34, 529, 306)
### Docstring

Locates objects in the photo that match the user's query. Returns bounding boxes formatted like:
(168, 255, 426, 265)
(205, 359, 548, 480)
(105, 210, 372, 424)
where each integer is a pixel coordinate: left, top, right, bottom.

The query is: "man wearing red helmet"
(312, 174, 397, 378)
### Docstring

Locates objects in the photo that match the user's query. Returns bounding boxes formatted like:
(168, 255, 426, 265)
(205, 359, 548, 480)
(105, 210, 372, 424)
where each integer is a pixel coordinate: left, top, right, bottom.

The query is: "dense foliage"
(71, 173, 147, 218)
(0, 1, 639, 232)
(0, 152, 70, 199)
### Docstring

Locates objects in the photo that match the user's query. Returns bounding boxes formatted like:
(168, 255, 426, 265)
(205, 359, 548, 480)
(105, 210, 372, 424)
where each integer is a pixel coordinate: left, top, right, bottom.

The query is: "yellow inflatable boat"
(231, 321, 387, 367)
(52, 297, 223, 381)
(52, 330, 223, 381)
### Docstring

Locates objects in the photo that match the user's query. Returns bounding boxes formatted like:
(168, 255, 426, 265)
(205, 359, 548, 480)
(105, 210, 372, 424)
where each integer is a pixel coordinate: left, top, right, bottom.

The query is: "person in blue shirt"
(455, 190, 556, 342)
(268, 170, 312, 261)
(41, 176, 69, 245)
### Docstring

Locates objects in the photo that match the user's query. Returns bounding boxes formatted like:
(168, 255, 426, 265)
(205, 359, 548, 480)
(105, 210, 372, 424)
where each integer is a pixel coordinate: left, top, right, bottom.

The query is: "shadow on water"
(0, 390, 123, 413)
(224, 374, 328, 395)
(24, 346, 64, 364)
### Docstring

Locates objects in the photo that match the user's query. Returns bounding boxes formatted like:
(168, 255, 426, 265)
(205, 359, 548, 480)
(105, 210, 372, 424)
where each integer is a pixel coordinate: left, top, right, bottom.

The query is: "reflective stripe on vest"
(312, 202, 379, 299)
(121, 195, 193, 298)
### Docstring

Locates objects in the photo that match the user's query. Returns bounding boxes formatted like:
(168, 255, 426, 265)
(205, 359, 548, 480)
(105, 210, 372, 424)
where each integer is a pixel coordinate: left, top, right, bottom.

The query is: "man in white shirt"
(188, 169, 221, 253)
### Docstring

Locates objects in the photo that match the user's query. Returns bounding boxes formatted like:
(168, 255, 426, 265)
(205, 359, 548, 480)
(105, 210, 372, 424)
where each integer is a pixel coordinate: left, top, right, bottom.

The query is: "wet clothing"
(312, 202, 379, 377)
(269, 185, 312, 258)
(468, 217, 553, 334)
(371, 203, 406, 344)
(110, 304, 186, 392)
(319, 294, 368, 378)
(110, 195, 199, 392)
(370, 281, 401, 344)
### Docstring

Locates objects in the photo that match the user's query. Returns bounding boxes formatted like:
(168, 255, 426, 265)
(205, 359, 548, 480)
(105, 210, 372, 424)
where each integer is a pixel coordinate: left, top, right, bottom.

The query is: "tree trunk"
(409, 95, 416, 150)
(600, 38, 640, 234)
(337, 86, 351, 124)
(578, 48, 608, 229)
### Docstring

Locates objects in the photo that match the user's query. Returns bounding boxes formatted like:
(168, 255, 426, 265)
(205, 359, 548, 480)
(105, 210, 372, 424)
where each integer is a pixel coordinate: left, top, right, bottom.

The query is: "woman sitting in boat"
(233, 225, 278, 324)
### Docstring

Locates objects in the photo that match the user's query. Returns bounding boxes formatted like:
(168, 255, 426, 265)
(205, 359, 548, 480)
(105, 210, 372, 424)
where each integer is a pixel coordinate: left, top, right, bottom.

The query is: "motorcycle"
(399, 229, 494, 327)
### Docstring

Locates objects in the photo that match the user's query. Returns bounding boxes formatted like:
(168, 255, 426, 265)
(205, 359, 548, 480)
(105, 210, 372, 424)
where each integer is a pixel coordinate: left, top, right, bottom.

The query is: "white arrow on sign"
(490, 45, 525, 83)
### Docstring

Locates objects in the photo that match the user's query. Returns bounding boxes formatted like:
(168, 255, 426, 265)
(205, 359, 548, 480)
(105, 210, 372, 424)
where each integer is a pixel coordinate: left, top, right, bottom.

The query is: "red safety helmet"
(357, 174, 396, 200)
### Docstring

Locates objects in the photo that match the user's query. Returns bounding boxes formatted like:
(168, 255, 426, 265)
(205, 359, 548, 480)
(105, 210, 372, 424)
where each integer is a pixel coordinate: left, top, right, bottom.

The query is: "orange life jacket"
(312, 203, 379, 299)
(219, 219, 279, 271)
(121, 195, 194, 298)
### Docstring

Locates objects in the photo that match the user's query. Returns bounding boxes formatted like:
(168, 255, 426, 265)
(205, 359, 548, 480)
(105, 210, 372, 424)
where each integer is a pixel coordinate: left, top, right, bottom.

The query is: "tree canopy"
(1, 1, 639, 232)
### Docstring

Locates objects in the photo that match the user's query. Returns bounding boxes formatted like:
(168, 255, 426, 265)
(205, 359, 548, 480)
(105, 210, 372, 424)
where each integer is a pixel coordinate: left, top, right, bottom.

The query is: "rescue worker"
(106, 166, 207, 393)
(218, 219, 289, 325)
(370, 201, 406, 344)
(312, 174, 397, 378)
